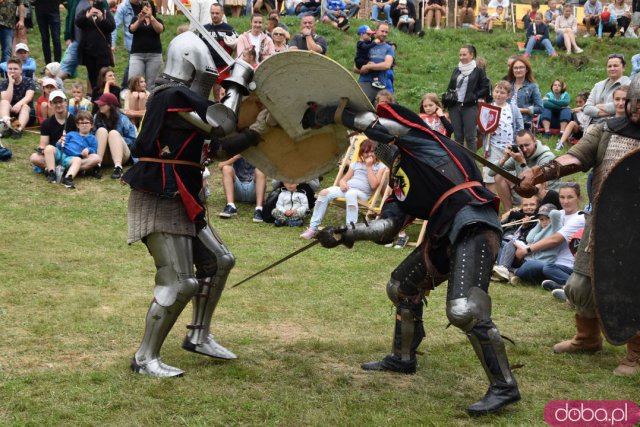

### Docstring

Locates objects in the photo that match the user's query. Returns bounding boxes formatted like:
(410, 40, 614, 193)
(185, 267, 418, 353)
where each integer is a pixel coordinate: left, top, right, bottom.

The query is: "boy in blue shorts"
(43, 108, 101, 188)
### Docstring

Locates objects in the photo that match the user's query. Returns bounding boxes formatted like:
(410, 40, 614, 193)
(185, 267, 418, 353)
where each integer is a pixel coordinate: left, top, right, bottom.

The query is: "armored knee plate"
(446, 287, 492, 333)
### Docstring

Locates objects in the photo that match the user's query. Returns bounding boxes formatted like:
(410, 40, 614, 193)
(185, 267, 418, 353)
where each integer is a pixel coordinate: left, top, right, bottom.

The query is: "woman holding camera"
(75, 0, 115, 89)
(129, 0, 164, 90)
(445, 44, 490, 151)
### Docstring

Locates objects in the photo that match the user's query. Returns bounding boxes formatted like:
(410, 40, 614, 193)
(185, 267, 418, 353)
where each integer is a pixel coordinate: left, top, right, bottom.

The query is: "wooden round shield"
(235, 51, 374, 182)
(592, 148, 640, 345)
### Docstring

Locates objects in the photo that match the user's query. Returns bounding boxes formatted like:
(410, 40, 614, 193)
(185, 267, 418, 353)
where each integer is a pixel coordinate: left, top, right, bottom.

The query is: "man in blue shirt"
(356, 22, 395, 102)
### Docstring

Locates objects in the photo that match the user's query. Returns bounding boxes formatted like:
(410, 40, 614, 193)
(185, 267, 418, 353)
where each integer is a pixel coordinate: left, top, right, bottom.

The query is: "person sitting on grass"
(540, 79, 572, 139)
(122, 74, 149, 126)
(0, 58, 36, 138)
(30, 90, 78, 173)
(555, 91, 591, 150)
(554, 5, 583, 55)
(271, 182, 309, 227)
(35, 78, 58, 124)
(472, 5, 495, 32)
(523, 12, 558, 58)
(93, 92, 138, 180)
(423, 0, 447, 30)
(68, 81, 92, 117)
(300, 138, 386, 239)
(322, 0, 350, 31)
(43, 111, 101, 188)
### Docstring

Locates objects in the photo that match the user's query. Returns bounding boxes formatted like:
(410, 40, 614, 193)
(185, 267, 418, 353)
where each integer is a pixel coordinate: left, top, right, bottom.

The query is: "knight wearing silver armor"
(301, 101, 520, 415)
(518, 75, 640, 377)
(122, 31, 262, 378)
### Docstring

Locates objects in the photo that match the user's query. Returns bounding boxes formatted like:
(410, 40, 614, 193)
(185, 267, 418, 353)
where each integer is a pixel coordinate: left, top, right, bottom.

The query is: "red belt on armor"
(138, 157, 205, 170)
(429, 181, 482, 217)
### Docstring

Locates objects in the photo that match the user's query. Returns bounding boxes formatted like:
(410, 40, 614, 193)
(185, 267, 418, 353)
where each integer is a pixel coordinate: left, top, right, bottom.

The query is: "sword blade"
(173, 0, 235, 67)
(231, 239, 321, 288)
(462, 145, 522, 186)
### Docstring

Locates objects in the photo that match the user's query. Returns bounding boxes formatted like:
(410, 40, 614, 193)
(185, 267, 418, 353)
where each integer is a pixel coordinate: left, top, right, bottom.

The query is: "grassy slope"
(0, 13, 637, 426)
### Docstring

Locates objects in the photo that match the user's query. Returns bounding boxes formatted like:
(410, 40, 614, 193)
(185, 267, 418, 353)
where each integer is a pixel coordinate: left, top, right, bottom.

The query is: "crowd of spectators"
(0, 0, 636, 229)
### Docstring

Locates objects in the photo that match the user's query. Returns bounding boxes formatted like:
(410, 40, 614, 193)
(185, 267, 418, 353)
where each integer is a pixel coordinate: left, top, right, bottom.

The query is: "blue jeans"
(60, 41, 79, 77)
(515, 260, 573, 285)
(371, 4, 392, 23)
(525, 37, 556, 55)
(540, 107, 572, 129)
(35, 9, 62, 64)
(309, 186, 368, 230)
(0, 26, 14, 63)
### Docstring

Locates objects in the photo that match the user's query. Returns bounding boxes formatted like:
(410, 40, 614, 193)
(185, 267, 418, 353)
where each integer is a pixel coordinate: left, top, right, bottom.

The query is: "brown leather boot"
(613, 335, 640, 376)
(553, 314, 603, 354)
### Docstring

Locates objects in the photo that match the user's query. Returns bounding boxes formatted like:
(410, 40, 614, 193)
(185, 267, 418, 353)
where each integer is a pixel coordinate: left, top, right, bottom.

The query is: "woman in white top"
(554, 5, 583, 54)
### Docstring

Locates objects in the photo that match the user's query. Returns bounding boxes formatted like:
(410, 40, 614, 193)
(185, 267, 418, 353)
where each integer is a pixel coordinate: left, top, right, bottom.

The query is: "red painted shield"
(476, 102, 502, 134)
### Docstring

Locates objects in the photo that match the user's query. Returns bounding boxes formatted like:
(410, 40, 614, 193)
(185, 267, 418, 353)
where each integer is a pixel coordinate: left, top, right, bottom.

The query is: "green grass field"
(0, 11, 638, 426)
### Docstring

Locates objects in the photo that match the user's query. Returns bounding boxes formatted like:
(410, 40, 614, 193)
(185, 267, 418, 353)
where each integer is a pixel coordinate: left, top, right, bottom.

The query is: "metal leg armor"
(446, 227, 520, 415)
(132, 233, 199, 378)
(181, 224, 237, 360)
(362, 247, 428, 374)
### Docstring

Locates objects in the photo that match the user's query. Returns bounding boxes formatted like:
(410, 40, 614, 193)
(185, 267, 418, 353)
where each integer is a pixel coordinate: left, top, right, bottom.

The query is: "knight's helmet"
(161, 31, 218, 98)
(627, 74, 640, 118)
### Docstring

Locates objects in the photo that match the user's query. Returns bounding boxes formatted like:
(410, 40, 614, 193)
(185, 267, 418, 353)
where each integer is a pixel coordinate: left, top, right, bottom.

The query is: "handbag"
(441, 88, 458, 108)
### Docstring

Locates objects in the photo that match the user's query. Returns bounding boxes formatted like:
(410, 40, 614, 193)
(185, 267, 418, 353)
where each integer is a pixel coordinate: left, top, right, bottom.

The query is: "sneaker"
(62, 175, 75, 189)
(288, 219, 303, 227)
(550, 52, 558, 57)
(574, 47, 584, 53)
(552, 288, 567, 302)
(219, 204, 237, 218)
(371, 80, 386, 90)
(91, 165, 102, 179)
(274, 218, 286, 227)
(542, 279, 563, 291)
(10, 129, 22, 139)
(253, 209, 264, 223)
(522, 53, 530, 58)
(300, 227, 317, 239)
(543, 132, 551, 139)
(384, 241, 394, 248)
(493, 265, 511, 282)
(509, 275, 523, 286)
(393, 235, 409, 249)
(583, 33, 590, 38)
(46, 169, 56, 183)
(555, 141, 565, 151)
(111, 166, 123, 180)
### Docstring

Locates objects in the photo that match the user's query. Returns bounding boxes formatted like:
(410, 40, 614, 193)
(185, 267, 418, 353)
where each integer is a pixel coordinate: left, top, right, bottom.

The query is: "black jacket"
(75, 7, 115, 63)
(447, 66, 491, 105)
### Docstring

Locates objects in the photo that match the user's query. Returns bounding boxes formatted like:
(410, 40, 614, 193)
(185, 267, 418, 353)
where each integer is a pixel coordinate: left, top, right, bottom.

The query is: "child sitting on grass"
(271, 182, 309, 227)
(43, 111, 101, 188)
(68, 81, 92, 117)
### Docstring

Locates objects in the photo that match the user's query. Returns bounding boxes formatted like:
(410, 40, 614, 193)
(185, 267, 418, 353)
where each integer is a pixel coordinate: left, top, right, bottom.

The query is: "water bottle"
(32, 166, 42, 173)
(55, 165, 65, 184)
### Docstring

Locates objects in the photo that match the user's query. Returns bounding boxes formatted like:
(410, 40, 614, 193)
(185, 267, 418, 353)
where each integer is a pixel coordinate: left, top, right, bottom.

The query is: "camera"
(510, 144, 519, 152)
(93, 1, 104, 11)
(142, 1, 151, 8)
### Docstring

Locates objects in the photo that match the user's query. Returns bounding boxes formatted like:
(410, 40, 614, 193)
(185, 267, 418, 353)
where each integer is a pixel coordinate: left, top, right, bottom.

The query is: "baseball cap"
(94, 92, 119, 107)
(357, 25, 374, 35)
(399, 0, 407, 5)
(42, 77, 58, 88)
(15, 43, 29, 52)
(536, 203, 556, 217)
(49, 90, 67, 102)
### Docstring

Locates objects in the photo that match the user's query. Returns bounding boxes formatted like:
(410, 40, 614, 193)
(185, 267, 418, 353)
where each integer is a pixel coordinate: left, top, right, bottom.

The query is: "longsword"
(460, 145, 523, 186)
(231, 240, 321, 288)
